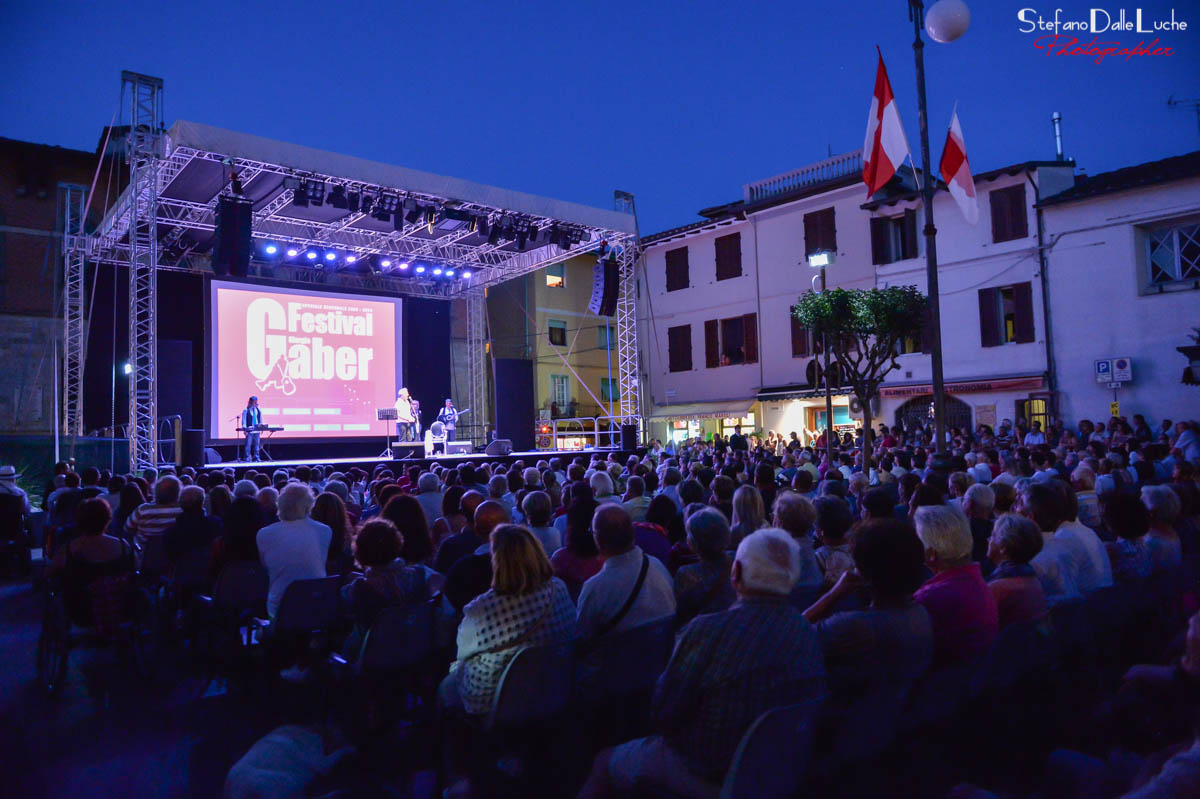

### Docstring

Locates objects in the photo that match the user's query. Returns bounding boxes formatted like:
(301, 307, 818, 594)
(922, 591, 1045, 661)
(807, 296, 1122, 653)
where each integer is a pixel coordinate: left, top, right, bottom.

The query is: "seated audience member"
(380, 494, 439, 578)
(431, 485, 468, 551)
(913, 505, 999, 666)
(709, 474, 736, 520)
(432, 490, 486, 574)
(47, 498, 137, 632)
(673, 508, 736, 624)
(126, 475, 184, 549)
(209, 496, 264, 583)
(341, 518, 430, 644)
(443, 500, 511, 612)
(163, 485, 222, 565)
(311, 491, 353, 571)
(207, 484, 234, 521)
(1142, 485, 1184, 572)
(986, 513, 1049, 628)
(439, 525, 578, 793)
(895, 473, 923, 519)
(908, 483, 945, 518)
(620, 475, 652, 523)
(860, 487, 897, 521)
(991, 481, 1017, 515)
(1017, 483, 1083, 605)
(729, 485, 767, 547)
(773, 491, 824, 593)
(1103, 492, 1153, 583)
(1071, 465, 1102, 528)
(521, 490, 561, 557)
(256, 484, 332, 618)
(577, 505, 675, 640)
(1047, 479, 1113, 593)
(551, 492, 604, 599)
(805, 518, 932, 714)
(961, 483, 996, 571)
(632, 511, 673, 566)
(255, 487, 279, 525)
(813, 496, 855, 589)
(414, 472, 443, 528)
(579, 529, 828, 797)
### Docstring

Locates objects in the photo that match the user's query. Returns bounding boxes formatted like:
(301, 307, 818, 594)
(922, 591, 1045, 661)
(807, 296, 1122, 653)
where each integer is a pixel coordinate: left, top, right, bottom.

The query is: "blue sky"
(2, 0, 1197, 233)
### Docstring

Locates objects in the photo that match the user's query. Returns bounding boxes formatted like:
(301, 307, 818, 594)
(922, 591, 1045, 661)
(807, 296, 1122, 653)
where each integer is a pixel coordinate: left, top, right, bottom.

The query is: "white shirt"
(0, 482, 30, 513)
(1054, 520, 1113, 594)
(576, 547, 675, 639)
(1024, 432, 1046, 446)
(970, 464, 992, 485)
(257, 517, 332, 617)
(1031, 532, 1081, 605)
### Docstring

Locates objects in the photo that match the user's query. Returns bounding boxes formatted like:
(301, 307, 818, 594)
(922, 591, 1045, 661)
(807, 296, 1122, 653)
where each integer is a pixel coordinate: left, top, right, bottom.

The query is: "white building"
(638, 146, 1200, 444)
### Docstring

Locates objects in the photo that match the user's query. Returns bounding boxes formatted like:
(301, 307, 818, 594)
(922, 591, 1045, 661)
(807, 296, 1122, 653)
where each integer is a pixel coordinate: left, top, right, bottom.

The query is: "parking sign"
(1095, 359, 1112, 383)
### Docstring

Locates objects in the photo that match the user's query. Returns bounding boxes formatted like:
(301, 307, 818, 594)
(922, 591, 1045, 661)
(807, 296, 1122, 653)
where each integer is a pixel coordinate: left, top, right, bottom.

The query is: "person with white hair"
(256, 486, 279, 524)
(961, 483, 996, 569)
(414, 472, 443, 528)
(578, 527, 827, 797)
(233, 479, 258, 499)
(913, 505, 998, 666)
(589, 469, 620, 506)
(256, 483, 332, 619)
(1143, 485, 1184, 572)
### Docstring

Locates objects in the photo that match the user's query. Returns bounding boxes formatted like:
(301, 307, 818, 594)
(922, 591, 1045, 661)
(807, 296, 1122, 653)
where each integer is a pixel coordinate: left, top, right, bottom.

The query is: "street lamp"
(907, 0, 969, 459)
(808, 250, 837, 465)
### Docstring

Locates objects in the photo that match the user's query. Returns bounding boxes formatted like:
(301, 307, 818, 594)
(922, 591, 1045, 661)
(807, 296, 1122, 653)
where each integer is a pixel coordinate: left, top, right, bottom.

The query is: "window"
(546, 263, 565, 288)
(667, 324, 692, 372)
(705, 313, 758, 368)
(665, 246, 689, 291)
(790, 315, 812, 358)
(989, 184, 1028, 243)
(804, 207, 837, 257)
(1146, 223, 1200, 286)
(715, 232, 742, 280)
(722, 413, 755, 437)
(870, 209, 919, 264)
(978, 282, 1034, 346)
(548, 319, 567, 347)
(550, 374, 570, 409)
(598, 322, 614, 350)
(601, 378, 619, 402)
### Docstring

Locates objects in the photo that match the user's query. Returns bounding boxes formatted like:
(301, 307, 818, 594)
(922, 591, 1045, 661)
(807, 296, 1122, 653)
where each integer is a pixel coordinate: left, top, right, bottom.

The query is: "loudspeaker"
(445, 441, 473, 455)
(182, 429, 206, 468)
(493, 358, 535, 451)
(204, 447, 222, 464)
(587, 259, 619, 317)
(620, 424, 638, 451)
(485, 438, 513, 457)
(212, 196, 253, 277)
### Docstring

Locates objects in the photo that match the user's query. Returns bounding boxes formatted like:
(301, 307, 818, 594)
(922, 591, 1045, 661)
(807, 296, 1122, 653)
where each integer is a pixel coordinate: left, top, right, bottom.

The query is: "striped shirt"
(127, 502, 183, 546)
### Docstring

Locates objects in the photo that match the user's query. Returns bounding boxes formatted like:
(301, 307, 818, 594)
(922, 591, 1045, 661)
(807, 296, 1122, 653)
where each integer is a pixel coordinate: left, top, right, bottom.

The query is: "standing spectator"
(986, 514, 1048, 629)
(126, 475, 184, 549)
(579, 529, 828, 797)
(256, 484, 331, 618)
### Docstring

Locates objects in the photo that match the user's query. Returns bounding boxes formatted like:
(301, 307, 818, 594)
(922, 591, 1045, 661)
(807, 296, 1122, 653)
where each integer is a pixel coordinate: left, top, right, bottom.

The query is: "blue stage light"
(462, 270, 472, 278)
(380, 259, 392, 268)
(325, 252, 337, 262)
(306, 251, 318, 260)
(286, 247, 299, 257)
(415, 265, 426, 274)
(445, 269, 455, 277)
(432, 267, 444, 276)
(345, 255, 357, 264)
(265, 244, 278, 255)
(398, 262, 410, 270)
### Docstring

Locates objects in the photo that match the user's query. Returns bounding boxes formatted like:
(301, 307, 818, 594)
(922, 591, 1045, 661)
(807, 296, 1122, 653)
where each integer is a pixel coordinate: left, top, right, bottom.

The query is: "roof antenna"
(1051, 112, 1065, 162)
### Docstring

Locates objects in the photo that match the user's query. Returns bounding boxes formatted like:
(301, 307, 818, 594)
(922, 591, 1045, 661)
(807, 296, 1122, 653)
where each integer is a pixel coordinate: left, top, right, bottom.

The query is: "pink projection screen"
(208, 281, 403, 440)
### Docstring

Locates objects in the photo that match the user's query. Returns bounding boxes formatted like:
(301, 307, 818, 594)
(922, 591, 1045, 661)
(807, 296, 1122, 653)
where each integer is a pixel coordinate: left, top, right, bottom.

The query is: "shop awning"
(646, 399, 755, 421)
(757, 383, 844, 401)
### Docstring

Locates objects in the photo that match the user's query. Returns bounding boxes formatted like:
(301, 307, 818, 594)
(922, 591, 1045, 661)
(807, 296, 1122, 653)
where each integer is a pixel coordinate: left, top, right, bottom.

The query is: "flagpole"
(909, 0, 949, 460)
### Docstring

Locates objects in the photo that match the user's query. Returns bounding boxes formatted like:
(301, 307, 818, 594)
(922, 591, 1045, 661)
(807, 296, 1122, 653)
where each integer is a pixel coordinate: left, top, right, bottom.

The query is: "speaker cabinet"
(620, 424, 639, 451)
(212, 196, 253, 277)
(182, 429, 206, 468)
(445, 441, 473, 455)
(588, 259, 619, 317)
(485, 438, 513, 457)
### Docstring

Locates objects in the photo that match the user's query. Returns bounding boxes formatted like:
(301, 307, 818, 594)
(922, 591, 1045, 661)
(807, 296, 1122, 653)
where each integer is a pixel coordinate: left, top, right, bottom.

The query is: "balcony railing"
(743, 150, 863, 204)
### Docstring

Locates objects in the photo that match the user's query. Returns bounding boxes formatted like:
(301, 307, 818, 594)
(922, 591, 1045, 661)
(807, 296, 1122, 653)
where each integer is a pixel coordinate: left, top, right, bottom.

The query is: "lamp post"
(808, 251, 837, 465)
(907, 0, 970, 459)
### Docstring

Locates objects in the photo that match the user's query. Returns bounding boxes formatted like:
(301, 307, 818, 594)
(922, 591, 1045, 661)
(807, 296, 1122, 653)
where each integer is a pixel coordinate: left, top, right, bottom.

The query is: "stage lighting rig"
(346, 189, 361, 212)
(327, 185, 348, 209)
(305, 180, 326, 206)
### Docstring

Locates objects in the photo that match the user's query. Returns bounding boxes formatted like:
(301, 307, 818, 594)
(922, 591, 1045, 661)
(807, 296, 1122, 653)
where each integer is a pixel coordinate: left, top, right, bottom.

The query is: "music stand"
(377, 407, 398, 458)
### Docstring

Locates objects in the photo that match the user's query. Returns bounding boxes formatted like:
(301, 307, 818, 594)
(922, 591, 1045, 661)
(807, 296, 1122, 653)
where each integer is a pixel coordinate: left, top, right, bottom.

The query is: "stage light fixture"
(487, 225, 502, 246)
(306, 180, 326, 206)
(393, 212, 404, 232)
(380, 259, 392, 268)
(405, 205, 421, 224)
(324, 252, 337, 262)
(476, 216, 490, 237)
(379, 193, 400, 213)
(515, 229, 528, 250)
(433, 267, 444, 276)
(264, 244, 278, 255)
(123, 362, 133, 375)
(327, 185, 348, 209)
(286, 247, 299, 258)
(292, 182, 309, 208)
(347, 190, 361, 212)
(415, 265, 426, 274)
(461, 270, 472, 278)
(283, 176, 302, 191)
(345, 254, 357, 264)
(445, 269, 455, 277)
(528, 223, 539, 242)
(306, 251, 318, 260)
(398, 261, 410, 270)
(423, 206, 437, 224)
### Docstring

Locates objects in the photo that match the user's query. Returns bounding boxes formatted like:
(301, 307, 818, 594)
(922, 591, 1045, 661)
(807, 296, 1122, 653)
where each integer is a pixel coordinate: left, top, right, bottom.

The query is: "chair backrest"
(486, 638, 576, 730)
(172, 546, 212, 591)
(0, 494, 25, 541)
(140, 534, 169, 575)
(720, 696, 825, 799)
(359, 600, 435, 672)
(1049, 599, 1091, 654)
(273, 576, 342, 634)
(581, 615, 675, 699)
(49, 489, 84, 526)
(213, 561, 269, 610)
(970, 616, 1055, 699)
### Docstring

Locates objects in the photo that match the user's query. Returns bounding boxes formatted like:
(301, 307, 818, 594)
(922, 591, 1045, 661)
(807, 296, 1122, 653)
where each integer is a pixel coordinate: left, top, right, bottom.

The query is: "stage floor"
(198, 448, 623, 474)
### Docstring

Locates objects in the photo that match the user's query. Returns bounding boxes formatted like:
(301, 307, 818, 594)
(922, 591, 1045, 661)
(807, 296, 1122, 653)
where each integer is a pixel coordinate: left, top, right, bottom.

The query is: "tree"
(792, 285, 928, 467)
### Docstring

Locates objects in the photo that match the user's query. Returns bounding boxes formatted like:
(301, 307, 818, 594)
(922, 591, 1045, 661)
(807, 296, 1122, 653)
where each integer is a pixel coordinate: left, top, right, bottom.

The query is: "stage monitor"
(208, 280, 403, 441)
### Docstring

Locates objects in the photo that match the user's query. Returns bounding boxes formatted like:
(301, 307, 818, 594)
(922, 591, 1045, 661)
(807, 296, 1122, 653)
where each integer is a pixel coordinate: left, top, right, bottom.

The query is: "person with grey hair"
(576, 505, 674, 640)
(1142, 485, 1184, 572)
(771, 491, 824, 594)
(579, 527, 827, 797)
(521, 490, 561, 556)
(657, 467, 684, 512)
(673, 508, 736, 624)
(126, 475, 184, 549)
(413, 472, 443, 529)
(986, 513, 1047, 629)
(256, 486, 279, 524)
(961, 483, 996, 570)
(589, 470, 620, 506)
(256, 483, 332, 619)
(621, 475, 651, 522)
(487, 474, 515, 520)
(233, 479, 258, 499)
(162, 484, 222, 565)
(913, 504, 998, 666)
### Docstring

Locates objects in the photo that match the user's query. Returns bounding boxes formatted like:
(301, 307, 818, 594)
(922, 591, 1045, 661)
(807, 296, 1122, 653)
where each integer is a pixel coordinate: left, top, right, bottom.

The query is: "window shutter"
(791, 315, 809, 357)
(743, 313, 758, 364)
(1008, 185, 1028, 240)
(902, 209, 919, 260)
(819, 208, 837, 253)
(665, 247, 689, 291)
(870, 217, 888, 265)
(704, 319, 720, 369)
(1012, 281, 1035, 343)
(805, 208, 835, 256)
(715, 232, 742, 281)
(978, 288, 1000, 347)
(668, 324, 692, 372)
(989, 190, 1008, 243)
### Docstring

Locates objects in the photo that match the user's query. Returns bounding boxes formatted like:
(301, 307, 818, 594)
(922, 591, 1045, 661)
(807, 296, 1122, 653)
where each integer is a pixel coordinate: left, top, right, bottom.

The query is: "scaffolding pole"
(465, 289, 489, 448)
(60, 184, 88, 441)
(613, 192, 642, 434)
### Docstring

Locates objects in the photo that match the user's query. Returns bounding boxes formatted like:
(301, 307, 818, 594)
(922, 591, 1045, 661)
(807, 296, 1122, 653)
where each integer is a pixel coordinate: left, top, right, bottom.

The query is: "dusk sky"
(2, 0, 1197, 234)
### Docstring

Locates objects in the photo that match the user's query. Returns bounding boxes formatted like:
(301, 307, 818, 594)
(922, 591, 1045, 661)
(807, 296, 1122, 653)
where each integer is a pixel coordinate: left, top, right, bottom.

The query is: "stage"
(198, 448, 635, 477)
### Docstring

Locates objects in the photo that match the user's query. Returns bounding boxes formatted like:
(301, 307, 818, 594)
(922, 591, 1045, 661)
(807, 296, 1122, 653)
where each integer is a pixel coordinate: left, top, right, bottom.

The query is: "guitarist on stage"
(241, 396, 263, 461)
(437, 399, 459, 441)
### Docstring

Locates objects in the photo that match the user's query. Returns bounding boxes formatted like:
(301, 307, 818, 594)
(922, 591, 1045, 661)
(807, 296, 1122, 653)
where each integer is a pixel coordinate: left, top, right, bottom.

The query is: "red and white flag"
(862, 50, 912, 197)
(939, 105, 978, 225)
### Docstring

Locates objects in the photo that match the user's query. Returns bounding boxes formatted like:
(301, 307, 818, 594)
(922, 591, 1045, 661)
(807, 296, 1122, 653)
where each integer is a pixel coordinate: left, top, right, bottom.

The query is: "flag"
(939, 105, 978, 225)
(862, 49, 912, 197)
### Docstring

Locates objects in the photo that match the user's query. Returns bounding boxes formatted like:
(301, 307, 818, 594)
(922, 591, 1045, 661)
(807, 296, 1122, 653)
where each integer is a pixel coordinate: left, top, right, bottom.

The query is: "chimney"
(1051, 112, 1065, 161)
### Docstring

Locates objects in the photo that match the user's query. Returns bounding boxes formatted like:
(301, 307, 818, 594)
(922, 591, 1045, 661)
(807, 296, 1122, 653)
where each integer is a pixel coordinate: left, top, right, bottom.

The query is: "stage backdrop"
(208, 281, 402, 441)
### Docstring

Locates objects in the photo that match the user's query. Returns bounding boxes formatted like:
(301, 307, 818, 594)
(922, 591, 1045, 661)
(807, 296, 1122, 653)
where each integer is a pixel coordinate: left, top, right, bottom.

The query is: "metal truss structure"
(59, 184, 88, 439)
(67, 84, 641, 454)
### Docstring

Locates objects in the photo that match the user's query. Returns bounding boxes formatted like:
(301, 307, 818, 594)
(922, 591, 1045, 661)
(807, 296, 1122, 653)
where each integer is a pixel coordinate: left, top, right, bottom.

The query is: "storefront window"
(721, 413, 755, 437)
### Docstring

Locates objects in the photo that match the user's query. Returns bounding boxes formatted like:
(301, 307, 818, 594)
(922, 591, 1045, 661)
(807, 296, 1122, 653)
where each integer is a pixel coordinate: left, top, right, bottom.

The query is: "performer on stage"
(394, 387, 417, 442)
(437, 399, 459, 441)
(242, 396, 263, 461)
